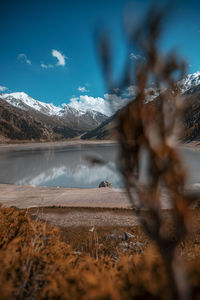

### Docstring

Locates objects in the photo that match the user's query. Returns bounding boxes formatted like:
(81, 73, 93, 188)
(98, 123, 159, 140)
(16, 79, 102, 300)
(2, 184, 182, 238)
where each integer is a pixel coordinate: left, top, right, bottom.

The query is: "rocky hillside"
(182, 84, 200, 141)
(0, 99, 88, 142)
(0, 99, 54, 141)
(81, 82, 200, 142)
(0, 93, 108, 142)
(81, 113, 117, 140)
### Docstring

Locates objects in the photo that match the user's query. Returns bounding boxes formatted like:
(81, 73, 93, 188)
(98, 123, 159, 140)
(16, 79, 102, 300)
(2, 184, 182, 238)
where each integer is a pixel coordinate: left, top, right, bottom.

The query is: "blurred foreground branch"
(99, 4, 192, 300)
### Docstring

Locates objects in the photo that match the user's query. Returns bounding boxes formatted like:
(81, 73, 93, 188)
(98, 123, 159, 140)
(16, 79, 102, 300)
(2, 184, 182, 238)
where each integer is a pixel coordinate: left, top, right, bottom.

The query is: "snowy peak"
(0, 92, 108, 124)
(1, 92, 61, 116)
(178, 71, 200, 93)
(60, 103, 83, 116)
(2, 71, 200, 123)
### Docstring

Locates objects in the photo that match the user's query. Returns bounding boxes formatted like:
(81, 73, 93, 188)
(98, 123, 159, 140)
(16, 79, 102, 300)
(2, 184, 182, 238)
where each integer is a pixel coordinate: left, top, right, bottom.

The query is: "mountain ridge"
(1, 71, 200, 142)
(0, 92, 108, 120)
(81, 71, 200, 141)
(0, 93, 108, 142)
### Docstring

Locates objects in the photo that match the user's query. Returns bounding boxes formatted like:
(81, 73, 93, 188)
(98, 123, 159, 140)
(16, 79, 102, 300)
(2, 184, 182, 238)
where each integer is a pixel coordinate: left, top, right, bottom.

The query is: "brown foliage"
(0, 208, 200, 300)
(1, 207, 200, 299)
(98, 4, 198, 300)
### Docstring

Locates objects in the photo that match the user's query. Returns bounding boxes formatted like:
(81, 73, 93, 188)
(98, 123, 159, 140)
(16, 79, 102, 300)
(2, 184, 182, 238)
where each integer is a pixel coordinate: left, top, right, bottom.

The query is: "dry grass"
(1, 206, 200, 299)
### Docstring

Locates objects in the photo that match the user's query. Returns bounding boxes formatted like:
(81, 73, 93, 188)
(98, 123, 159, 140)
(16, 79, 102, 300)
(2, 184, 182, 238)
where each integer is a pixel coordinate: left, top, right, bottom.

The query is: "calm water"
(0, 144, 199, 188)
(0, 144, 123, 188)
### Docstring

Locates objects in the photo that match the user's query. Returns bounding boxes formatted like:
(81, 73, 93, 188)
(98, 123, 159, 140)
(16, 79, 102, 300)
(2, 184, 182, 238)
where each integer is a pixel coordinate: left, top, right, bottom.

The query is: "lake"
(0, 143, 199, 189)
(0, 144, 123, 188)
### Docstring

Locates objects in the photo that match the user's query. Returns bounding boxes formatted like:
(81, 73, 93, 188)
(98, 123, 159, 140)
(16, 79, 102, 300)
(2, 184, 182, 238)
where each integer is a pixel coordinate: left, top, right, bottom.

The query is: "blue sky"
(0, 0, 200, 107)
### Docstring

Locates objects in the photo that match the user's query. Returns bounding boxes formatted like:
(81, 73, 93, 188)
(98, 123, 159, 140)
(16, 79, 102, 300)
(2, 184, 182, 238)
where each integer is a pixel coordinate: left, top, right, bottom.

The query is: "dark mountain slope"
(0, 92, 108, 133)
(81, 113, 117, 140)
(182, 85, 200, 141)
(81, 84, 200, 141)
(0, 99, 82, 141)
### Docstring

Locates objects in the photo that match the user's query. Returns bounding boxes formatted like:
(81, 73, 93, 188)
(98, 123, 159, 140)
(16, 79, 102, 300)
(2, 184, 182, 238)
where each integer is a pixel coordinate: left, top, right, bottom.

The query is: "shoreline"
(0, 183, 199, 210)
(0, 139, 200, 152)
(180, 141, 200, 152)
(0, 183, 131, 209)
(0, 139, 117, 152)
(0, 183, 199, 227)
(0, 141, 200, 213)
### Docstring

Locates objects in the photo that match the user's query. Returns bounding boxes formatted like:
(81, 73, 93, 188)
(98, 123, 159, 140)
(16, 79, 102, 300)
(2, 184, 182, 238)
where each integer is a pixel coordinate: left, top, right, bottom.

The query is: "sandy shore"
(0, 140, 117, 152)
(0, 183, 199, 227)
(0, 184, 131, 209)
(0, 183, 137, 227)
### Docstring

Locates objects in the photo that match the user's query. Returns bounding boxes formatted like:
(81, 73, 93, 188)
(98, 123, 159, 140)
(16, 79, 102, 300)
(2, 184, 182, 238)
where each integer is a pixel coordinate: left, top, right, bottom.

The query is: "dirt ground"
(0, 184, 132, 209)
(29, 207, 139, 227)
(28, 206, 200, 231)
(28, 206, 200, 260)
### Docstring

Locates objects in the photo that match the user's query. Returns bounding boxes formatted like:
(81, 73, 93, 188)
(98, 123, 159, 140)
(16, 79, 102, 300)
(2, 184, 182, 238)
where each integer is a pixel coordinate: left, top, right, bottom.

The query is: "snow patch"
(178, 71, 200, 93)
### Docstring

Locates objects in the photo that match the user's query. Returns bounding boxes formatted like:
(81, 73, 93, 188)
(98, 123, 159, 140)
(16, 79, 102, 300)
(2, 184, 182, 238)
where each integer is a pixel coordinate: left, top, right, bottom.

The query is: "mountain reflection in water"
(0, 144, 123, 188)
(0, 144, 199, 189)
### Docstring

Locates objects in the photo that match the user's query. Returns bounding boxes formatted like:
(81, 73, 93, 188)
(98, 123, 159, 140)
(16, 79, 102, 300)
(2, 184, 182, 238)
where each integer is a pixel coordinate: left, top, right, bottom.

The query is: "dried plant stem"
(99, 4, 192, 299)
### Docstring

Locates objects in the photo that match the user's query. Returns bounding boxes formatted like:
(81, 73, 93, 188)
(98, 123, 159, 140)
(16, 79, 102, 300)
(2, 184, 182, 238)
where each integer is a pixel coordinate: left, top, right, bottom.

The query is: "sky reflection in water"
(0, 145, 199, 189)
(0, 144, 123, 188)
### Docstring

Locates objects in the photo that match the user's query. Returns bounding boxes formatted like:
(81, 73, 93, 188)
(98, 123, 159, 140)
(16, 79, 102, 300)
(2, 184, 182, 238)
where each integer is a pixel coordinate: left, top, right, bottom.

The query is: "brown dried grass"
(1, 206, 200, 299)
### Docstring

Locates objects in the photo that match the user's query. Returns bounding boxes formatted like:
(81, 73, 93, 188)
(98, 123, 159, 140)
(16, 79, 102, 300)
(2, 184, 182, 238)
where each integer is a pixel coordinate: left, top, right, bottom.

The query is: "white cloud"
(129, 52, 143, 61)
(40, 63, 54, 69)
(68, 82, 159, 116)
(104, 93, 129, 112)
(0, 86, 8, 92)
(52, 49, 66, 66)
(68, 83, 150, 116)
(69, 95, 111, 116)
(18, 53, 31, 65)
(68, 93, 130, 116)
(78, 86, 87, 92)
(41, 49, 67, 69)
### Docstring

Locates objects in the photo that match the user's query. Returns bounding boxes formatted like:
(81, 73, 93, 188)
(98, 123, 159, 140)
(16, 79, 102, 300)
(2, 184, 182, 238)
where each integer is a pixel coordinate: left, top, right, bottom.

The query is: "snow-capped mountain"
(1, 71, 200, 142)
(178, 71, 200, 94)
(0, 92, 108, 142)
(0, 92, 62, 116)
(2, 71, 200, 122)
(0, 92, 105, 122)
(82, 71, 200, 141)
(143, 71, 200, 101)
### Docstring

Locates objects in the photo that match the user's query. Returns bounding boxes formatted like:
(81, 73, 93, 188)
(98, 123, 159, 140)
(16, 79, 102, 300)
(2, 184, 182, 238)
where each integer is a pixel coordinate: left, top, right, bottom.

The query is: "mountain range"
(0, 92, 108, 142)
(1, 71, 200, 142)
(82, 71, 200, 141)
